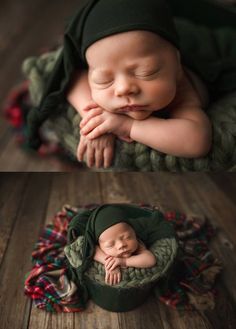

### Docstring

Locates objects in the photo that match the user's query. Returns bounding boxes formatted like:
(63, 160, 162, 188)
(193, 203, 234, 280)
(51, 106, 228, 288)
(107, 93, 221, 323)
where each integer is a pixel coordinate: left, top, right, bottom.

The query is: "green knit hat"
(80, 0, 179, 61)
(27, 0, 178, 149)
(93, 205, 131, 241)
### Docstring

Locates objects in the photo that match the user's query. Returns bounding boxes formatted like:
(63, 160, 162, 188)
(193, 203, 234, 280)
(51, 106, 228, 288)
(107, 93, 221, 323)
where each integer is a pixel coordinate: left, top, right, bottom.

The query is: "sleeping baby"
(66, 0, 212, 168)
(27, 0, 212, 168)
(94, 221, 156, 285)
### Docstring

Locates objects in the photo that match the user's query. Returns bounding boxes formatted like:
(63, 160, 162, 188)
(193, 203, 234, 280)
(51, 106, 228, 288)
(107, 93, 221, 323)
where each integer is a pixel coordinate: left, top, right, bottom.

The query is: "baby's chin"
(126, 111, 153, 120)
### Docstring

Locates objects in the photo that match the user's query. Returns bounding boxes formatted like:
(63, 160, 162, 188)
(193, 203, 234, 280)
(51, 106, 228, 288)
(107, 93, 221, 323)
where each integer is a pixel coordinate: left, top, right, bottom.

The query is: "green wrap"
(66, 204, 176, 310)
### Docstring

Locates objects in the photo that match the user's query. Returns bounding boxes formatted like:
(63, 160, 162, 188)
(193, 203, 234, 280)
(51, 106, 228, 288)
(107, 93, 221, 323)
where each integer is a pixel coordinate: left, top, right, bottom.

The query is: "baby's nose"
(117, 240, 126, 249)
(114, 77, 139, 97)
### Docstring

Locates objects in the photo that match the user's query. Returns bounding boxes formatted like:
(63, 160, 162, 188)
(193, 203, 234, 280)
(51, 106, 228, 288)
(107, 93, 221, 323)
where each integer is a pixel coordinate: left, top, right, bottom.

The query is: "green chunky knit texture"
(23, 49, 236, 171)
(64, 236, 178, 288)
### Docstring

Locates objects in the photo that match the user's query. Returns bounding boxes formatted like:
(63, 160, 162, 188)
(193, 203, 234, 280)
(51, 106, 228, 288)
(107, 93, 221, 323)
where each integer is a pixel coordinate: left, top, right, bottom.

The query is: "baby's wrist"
(120, 258, 127, 268)
(124, 116, 134, 138)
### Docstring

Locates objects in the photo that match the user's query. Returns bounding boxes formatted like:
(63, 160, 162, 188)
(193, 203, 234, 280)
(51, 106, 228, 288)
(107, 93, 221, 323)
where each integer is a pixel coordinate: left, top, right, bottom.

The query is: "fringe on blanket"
(24, 204, 221, 313)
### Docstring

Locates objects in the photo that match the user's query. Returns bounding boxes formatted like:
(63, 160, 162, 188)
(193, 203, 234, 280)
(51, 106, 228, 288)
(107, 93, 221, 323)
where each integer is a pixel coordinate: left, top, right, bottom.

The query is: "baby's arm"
(67, 70, 116, 168)
(94, 246, 121, 285)
(130, 107, 211, 157)
(123, 243, 156, 268)
(93, 245, 108, 264)
(105, 242, 156, 271)
(67, 70, 96, 118)
(130, 76, 212, 158)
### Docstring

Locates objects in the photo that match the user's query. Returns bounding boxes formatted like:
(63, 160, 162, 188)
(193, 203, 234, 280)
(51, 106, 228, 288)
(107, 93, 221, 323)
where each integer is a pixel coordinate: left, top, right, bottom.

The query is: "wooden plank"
(0, 0, 48, 61)
(0, 0, 84, 172)
(0, 0, 80, 104)
(158, 303, 212, 329)
(0, 173, 29, 265)
(181, 174, 236, 247)
(167, 174, 236, 305)
(117, 296, 164, 329)
(208, 172, 236, 206)
(0, 132, 79, 172)
(45, 172, 102, 224)
(204, 283, 236, 329)
(0, 173, 52, 329)
(99, 172, 138, 203)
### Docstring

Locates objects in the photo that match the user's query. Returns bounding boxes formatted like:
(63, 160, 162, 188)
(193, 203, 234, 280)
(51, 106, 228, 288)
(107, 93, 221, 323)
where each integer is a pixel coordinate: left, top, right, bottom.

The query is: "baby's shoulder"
(134, 240, 147, 254)
(169, 66, 208, 110)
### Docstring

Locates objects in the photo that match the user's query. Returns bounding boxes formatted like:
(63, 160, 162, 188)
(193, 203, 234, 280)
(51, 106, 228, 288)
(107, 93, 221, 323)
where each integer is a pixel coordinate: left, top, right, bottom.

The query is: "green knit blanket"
(23, 50, 236, 172)
(64, 235, 178, 288)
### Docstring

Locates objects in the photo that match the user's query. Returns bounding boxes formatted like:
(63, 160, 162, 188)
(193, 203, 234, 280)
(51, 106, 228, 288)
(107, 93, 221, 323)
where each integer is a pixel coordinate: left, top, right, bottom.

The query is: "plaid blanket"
(24, 205, 221, 312)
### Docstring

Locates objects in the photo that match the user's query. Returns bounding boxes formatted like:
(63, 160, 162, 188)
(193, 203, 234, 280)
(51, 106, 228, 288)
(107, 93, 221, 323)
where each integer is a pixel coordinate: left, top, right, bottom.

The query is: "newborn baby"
(93, 221, 156, 285)
(27, 0, 212, 168)
(66, 0, 212, 168)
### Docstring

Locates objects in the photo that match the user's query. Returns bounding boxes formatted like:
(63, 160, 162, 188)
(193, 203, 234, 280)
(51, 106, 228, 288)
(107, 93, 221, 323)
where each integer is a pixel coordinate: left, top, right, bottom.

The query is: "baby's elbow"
(186, 123, 212, 158)
(191, 134, 212, 158)
(146, 254, 157, 268)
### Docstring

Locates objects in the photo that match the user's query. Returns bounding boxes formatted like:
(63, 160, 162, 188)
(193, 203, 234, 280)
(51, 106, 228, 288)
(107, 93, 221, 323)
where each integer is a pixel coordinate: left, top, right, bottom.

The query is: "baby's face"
(98, 222, 138, 258)
(86, 30, 181, 120)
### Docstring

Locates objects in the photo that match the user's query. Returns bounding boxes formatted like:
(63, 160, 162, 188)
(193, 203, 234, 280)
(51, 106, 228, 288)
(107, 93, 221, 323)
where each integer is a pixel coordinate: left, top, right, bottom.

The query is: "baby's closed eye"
(135, 67, 161, 79)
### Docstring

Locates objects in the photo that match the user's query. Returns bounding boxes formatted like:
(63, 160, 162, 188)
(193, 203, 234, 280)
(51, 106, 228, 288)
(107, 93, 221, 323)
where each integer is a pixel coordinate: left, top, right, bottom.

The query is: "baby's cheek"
(149, 81, 177, 108)
(91, 89, 110, 109)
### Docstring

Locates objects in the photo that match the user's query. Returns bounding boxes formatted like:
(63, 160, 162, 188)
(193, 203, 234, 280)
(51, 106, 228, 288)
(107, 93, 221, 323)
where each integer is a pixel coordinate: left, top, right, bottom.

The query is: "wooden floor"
(0, 172, 236, 329)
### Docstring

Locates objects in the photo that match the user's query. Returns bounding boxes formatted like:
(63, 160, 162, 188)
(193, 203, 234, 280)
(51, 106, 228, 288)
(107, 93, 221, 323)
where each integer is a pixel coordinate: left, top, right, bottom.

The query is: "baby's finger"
(112, 274, 118, 285)
(109, 274, 114, 285)
(86, 145, 95, 168)
(117, 272, 121, 283)
(80, 108, 103, 128)
(105, 259, 113, 270)
(95, 148, 104, 168)
(86, 123, 108, 140)
(77, 141, 86, 162)
(111, 275, 116, 285)
(108, 260, 117, 271)
(83, 103, 98, 112)
(103, 146, 114, 169)
(105, 272, 109, 284)
(81, 116, 104, 136)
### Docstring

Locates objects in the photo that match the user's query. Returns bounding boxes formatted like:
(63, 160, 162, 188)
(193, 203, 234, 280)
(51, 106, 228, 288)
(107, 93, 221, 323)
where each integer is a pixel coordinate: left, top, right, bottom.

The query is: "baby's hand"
(77, 134, 115, 168)
(105, 267, 121, 285)
(105, 256, 126, 271)
(80, 107, 133, 141)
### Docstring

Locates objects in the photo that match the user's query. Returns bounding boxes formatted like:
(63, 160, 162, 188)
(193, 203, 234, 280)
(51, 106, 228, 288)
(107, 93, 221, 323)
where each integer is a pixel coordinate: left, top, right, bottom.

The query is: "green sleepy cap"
(93, 205, 131, 241)
(80, 0, 179, 61)
(27, 0, 179, 149)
